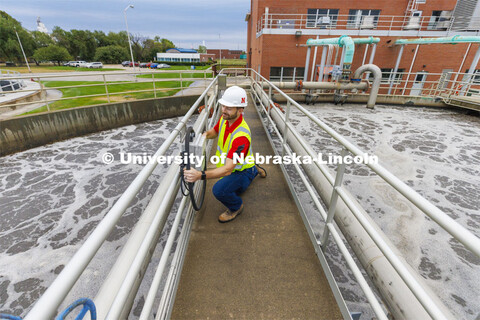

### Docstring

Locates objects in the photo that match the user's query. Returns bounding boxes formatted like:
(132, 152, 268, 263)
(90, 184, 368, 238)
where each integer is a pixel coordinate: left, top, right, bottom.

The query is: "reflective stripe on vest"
(216, 116, 255, 172)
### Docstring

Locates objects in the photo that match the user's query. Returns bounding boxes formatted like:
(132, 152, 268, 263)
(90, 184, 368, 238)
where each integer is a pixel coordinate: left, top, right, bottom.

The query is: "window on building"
(464, 69, 480, 84)
(307, 9, 339, 28)
(347, 10, 380, 29)
(381, 68, 405, 84)
(428, 10, 452, 30)
(270, 67, 305, 81)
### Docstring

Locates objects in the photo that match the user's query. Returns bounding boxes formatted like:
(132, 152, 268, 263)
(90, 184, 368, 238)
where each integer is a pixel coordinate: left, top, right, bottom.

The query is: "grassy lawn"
(0, 65, 122, 73)
(136, 65, 213, 79)
(217, 59, 247, 66)
(23, 80, 193, 114)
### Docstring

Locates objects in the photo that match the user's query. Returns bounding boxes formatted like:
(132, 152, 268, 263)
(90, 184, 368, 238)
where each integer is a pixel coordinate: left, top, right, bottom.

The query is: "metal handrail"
(233, 67, 479, 319)
(243, 66, 480, 256)
(23, 74, 219, 320)
(19, 68, 479, 319)
(257, 13, 480, 33)
(0, 69, 214, 112)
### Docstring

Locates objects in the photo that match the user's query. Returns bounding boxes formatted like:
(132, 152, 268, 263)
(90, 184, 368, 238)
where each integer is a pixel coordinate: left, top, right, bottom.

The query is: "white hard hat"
(218, 86, 248, 108)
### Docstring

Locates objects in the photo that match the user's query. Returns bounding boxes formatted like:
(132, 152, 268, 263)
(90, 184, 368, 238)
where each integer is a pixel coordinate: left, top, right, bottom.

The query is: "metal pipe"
(310, 36, 319, 81)
(362, 44, 369, 66)
(452, 43, 472, 89)
(267, 81, 368, 90)
(403, 44, 420, 94)
(388, 44, 404, 94)
(304, 47, 311, 82)
(306, 36, 355, 64)
(464, 45, 480, 89)
(395, 35, 480, 45)
(318, 46, 327, 82)
(366, 44, 377, 81)
(353, 64, 382, 109)
(369, 43, 377, 64)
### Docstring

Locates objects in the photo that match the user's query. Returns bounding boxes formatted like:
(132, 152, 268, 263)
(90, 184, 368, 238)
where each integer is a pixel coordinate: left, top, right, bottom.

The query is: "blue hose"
(55, 298, 97, 320)
(0, 314, 23, 320)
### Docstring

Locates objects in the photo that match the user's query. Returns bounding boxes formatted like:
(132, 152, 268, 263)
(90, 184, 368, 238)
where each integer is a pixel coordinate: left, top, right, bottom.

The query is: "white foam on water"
(287, 103, 480, 319)
(0, 117, 187, 317)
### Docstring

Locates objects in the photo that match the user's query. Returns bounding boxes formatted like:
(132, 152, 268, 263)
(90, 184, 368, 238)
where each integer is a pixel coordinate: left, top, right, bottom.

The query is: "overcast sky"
(1, 0, 251, 50)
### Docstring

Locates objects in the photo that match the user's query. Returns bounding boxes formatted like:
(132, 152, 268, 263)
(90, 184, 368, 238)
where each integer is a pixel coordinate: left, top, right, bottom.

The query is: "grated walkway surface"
(171, 102, 343, 319)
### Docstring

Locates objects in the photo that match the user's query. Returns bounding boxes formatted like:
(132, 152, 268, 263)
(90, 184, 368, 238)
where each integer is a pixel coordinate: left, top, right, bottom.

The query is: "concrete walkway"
(0, 89, 62, 119)
(171, 102, 342, 319)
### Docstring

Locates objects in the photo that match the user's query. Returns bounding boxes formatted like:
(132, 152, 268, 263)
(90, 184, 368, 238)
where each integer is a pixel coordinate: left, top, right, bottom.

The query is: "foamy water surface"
(284, 103, 480, 319)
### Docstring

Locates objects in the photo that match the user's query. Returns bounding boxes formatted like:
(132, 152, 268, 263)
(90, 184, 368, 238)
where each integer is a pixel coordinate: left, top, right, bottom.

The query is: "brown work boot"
(256, 165, 267, 178)
(218, 204, 244, 223)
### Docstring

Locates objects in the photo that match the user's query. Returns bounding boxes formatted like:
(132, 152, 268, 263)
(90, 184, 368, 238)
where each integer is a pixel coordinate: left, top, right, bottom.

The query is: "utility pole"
(14, 26, 31, 73)
(124, 5, 136, 73)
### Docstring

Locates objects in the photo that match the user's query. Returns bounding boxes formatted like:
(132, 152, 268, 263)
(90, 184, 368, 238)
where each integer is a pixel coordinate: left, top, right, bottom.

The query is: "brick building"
(246, 0, 480, 94)
(207, 49, 243, 60)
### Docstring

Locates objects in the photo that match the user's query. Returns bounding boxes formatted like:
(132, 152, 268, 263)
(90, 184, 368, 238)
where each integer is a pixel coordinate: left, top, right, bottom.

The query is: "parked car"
(72, 61, 87, 67)
(157, 63, 171, 69)
(146, 63, 152, 68)
(150, 63, 159, 69)
(140, 62, 148, 68)
(64, 61, 75, 66)
(121, 61, 130, 67)
(129, 61, 140, 67)
(85, 62, 103, 69)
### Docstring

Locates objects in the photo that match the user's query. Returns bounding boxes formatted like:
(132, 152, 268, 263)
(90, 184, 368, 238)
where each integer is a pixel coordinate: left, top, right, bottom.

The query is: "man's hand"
(204, 128, 218, 139)
(183, 167, 201, 183)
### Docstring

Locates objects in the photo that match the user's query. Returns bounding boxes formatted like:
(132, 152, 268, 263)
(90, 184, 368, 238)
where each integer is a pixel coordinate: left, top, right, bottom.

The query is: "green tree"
(51, 27, 97, 60)
(0, 11, 35, 62)
(197, 45, 207, 53)
(107, 31, 128, 47)
(94, 45, 129, 63)
(33, 45, 71, 65)
(31, 31, 54, 48)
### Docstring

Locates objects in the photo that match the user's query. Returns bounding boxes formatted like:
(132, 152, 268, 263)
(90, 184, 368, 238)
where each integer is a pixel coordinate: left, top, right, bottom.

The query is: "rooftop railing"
(256, 13, 480, 35)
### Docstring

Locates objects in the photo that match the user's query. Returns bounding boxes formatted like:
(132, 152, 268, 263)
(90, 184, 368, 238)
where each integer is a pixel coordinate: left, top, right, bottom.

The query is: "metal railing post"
(320, 148, 348, 251)
(40, 79, 50, 112)
(281, 100, 291, 157)
(180, 72, 184, 96)
(152, 73, 157, 98)
(103, 75, 110, 103)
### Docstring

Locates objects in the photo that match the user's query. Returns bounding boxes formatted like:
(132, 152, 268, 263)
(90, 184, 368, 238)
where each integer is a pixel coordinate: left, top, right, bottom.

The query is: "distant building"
(246, 0, 480, 93)
(36, 17, 48, 34)
(157, 48, 200, 63)
(200, 53, 216, 62)
(207, 49, 243, 60)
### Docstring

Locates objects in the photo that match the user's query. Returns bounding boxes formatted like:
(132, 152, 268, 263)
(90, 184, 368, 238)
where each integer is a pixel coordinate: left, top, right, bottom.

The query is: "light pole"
(14, 26, 31, 73)
(124, 5, 136, 73)
(218, 34, 222, 66)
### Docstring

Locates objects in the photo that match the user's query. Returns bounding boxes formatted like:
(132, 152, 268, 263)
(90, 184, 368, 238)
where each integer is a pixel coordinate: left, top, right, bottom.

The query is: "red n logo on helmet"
(241, 97, 245, 103)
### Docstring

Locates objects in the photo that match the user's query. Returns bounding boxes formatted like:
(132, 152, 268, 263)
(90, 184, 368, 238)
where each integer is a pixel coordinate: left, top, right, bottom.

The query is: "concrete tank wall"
(0, 95, 200, 156)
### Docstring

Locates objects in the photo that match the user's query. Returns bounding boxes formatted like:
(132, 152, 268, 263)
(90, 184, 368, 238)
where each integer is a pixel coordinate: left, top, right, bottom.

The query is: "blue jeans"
(212, 166, 258, 212)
